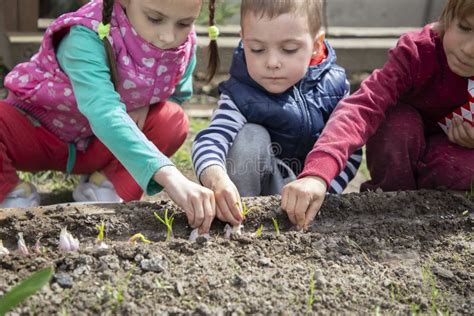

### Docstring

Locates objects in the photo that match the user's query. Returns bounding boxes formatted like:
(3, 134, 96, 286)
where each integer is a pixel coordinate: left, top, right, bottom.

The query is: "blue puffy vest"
(218, 40, 349, 167)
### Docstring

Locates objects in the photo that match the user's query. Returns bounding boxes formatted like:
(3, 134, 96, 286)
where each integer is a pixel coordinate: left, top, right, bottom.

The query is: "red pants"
(362, 104, 474, 191)
(0, 101, 188, 202)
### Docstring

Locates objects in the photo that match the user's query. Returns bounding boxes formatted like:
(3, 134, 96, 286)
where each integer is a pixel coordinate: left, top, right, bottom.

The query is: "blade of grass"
(0, 267, 54, 315)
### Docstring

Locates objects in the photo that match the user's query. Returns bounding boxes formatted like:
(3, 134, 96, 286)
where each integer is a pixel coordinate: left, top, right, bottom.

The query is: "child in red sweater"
(282, 0, 474, 229)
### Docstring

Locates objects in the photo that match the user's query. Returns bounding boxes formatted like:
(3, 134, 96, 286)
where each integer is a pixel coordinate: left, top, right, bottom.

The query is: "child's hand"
(448, 118, 474, 149)
(154, 166, 216, 234)
(200, 166, 243, 226)
(128, 106, 150, 131)
(281, 176, 327, 230)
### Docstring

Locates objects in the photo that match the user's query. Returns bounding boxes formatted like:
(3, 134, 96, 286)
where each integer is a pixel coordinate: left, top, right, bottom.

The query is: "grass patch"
(421, 265, 450, 315)
(171, 118, 210, 171)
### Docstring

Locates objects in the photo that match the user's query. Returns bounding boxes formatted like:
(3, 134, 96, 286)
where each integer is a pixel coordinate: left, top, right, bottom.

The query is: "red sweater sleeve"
(299, 29, 428, 185)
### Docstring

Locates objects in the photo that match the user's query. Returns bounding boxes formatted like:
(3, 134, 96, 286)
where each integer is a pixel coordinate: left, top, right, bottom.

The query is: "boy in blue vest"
(192, 0, 362, 228)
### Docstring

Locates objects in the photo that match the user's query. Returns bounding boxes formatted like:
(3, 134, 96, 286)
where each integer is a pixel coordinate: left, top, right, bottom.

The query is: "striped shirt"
(192, 94, 363, 194)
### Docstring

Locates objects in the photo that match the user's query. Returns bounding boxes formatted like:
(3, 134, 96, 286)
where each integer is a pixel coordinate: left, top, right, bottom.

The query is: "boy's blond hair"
(241, 0, 323, 37)
(436, 0, 474, 34)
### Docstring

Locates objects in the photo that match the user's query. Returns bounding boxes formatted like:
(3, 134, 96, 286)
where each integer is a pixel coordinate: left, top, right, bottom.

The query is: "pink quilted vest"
(5, 0, 196, 150)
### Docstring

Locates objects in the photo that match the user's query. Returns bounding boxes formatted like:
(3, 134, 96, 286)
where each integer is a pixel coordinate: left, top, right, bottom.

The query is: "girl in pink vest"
(0, 0, 220, 233)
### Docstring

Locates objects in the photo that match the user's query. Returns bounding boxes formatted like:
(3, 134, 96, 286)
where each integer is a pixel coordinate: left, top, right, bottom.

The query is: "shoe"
(0, 182, 40, 208)
(73, 172, 123, 203)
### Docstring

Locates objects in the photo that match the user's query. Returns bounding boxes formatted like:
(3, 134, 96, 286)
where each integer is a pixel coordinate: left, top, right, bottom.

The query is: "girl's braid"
(102, 0, 119, 89)
(206, 0, 220, 82)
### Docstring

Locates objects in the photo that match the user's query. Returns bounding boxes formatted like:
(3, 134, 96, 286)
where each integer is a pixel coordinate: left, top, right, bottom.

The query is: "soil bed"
(0, 190, 472, 314)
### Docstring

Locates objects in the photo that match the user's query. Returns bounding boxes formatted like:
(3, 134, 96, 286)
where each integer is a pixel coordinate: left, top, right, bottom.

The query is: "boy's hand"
(281, 176, 327, 230)
(154, 166, 216, 234)
(128, 106, 150, 131)
(200, 165, 243, 226)
(448, 118, 474, 149)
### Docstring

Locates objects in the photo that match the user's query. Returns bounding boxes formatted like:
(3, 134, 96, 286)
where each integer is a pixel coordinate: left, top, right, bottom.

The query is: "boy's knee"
(231, 123, 271, 156)
(227, 124, 273, 175)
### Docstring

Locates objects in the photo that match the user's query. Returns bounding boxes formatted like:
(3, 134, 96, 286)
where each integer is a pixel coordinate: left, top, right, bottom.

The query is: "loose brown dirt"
(0, 190, 472, 314)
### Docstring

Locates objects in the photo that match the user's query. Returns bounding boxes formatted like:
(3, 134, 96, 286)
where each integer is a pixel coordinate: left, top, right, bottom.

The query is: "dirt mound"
(0, 190, 472, 314)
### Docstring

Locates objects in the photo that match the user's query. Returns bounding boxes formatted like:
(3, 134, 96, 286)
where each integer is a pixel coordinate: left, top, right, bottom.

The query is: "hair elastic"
(98, 22, 111, 40)
(208, 25, 220, 41)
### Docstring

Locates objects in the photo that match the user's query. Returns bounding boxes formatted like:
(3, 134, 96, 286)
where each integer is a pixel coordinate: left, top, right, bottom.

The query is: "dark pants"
(362, 104, 474, 191)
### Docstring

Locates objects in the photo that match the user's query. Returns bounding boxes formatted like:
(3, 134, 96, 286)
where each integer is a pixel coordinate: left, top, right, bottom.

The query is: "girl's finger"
(216, 196, 235, 225)
(304, 198, 324, 229)
(456, 119, 469, 141)
(226, 191, 243, 223)
(199, 197, 215, 234)
(294, 195, 310, 229)
(281, 186, 289, 210)
(285, 192, 298, 225)
(191, 198, 205, 228)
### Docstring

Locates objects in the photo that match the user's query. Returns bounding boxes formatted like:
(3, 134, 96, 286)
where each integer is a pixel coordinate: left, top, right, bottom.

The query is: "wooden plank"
(0, 204, 117, 221)
(3, 0, 19, 31)
(18, 0, 39, 32)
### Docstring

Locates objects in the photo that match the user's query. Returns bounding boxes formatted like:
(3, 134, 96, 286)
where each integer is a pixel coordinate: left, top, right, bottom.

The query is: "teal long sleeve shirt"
(56, 26, 196, 195)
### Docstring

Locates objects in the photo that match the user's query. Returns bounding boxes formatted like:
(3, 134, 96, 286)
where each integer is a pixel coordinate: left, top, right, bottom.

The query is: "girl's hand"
(154, 166, 216, 234)
(128, 106, 150, 131)
(448, 118, 474, 149)
(281, 176, 327, 230)
(200, 165, 243, 226)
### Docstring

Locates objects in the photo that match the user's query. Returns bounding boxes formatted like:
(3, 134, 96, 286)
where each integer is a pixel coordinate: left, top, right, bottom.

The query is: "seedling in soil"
(374, 305, 381, 316)
(0, 240, 9, 256)
(389, 283, 401, 305)
(410, 303, 420, 316)
(189, 228, 211, 242)
(128, 233, 151, 244)
(0, 266, 54, 315)
(272, 217, 280, 235)
(95, 222, 109, 249)
(34, 238, 45, 255)
(96, 222, 105, 242)
(255, 224, 264, 238)
(154, 209, 175, 241)
(238, 202, 258, 219)
(469, 179, 474, 199)
(421, 265, 450, 315)
(17, 233, 29, 256)
(105, 267, 135, 308)
(59, 228, 80, 252)
(224, 224, 243, 239)
(306, 271, 316, 312)
(345, 236, 373, 266)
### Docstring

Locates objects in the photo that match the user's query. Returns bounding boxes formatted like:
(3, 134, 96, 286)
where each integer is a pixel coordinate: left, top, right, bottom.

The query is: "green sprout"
(421, 265, 450, 315)
(96, 222, 105, 242)
(237, 201, 258, 219)
(272, 217, 280, 235)
(374, 305, 381, 316)
(467, 177, 474, 199)
(105, 267, 135, 308)
(0, 267, 54, 315)
(255, 224, 264, 238)
(154, 209, 175, 241)
(410, 303, 420, 316)
(469, 178, 474, 199)
(389, 283, 400, 304)
(306, 271, 316, 312)
(128, 233, 151, 244)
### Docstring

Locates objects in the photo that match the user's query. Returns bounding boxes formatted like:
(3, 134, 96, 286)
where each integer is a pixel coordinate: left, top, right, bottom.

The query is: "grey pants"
(226, 124, 296, 196)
